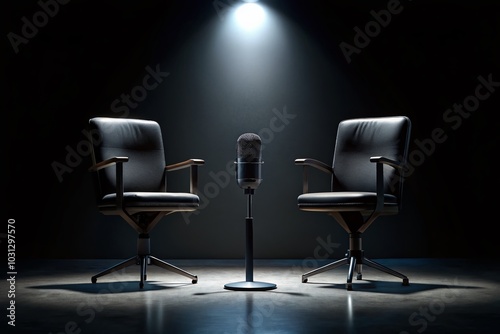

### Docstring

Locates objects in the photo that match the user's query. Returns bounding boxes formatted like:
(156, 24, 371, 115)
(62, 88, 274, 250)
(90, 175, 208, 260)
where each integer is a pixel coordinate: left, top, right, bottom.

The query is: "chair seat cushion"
(98, 192, 200, 211)
(297, 192, 398, 212)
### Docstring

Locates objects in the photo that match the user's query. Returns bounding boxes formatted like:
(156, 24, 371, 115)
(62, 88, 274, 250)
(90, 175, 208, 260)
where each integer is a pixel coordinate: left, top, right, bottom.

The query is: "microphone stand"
(224, 187, 277, 291)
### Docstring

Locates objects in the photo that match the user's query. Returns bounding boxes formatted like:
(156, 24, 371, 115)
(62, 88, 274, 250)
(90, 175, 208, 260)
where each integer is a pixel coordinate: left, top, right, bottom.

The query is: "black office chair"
(88, 117, 204, 288)
(295, 116, 411, 290)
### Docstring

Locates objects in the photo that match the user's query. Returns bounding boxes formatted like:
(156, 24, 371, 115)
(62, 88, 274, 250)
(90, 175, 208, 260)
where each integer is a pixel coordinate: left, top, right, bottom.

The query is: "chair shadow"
(309, 280, 481, 294)
(28, 281, 193, 294)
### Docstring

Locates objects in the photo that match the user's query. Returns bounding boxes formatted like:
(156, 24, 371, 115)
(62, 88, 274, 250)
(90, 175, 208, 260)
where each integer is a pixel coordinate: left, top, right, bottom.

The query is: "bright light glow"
(235, 3, 265, 30)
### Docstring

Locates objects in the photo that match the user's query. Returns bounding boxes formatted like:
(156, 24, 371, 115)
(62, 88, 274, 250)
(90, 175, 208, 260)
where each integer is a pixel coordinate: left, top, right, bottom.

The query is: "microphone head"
(236, 133, 263, 190)
(237, 133, 262, 162)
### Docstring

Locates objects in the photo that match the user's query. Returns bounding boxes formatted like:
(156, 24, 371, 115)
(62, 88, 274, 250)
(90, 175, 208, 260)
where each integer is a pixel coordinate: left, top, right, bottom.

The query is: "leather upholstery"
(297, 192, 398, 212)
(89, 117, 167, 194)
(331, 116, 410, 194)
(298, 116, 411, 214)
(89, 117, 199, 212)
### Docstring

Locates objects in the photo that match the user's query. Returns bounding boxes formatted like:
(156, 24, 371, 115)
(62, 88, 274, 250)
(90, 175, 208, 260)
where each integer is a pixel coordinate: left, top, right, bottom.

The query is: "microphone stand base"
(224, 281, 277, 291)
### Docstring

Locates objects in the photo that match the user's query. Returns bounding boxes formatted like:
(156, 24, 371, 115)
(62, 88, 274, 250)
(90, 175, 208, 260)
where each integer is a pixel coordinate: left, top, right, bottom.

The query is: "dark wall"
(5, 0, 499, 260)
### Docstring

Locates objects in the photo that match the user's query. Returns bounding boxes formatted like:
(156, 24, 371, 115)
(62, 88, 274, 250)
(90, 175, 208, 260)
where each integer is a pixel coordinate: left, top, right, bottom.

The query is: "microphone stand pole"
(224, 187, 277, 291)
(245, 188, 254, 282)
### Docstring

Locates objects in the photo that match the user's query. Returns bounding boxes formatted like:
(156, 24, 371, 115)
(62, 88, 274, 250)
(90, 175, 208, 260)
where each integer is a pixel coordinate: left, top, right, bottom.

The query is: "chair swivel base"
(91, 254, 198, 289)
(302, 251, 409, 291)
(224, 281, 277, 291)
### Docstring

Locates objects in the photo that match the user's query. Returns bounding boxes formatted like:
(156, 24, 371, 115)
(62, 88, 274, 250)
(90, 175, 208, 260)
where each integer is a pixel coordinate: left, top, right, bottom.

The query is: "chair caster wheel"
(91, 277, 97, 284)
(356, 273, 362, 280)
(302, 277, 308, 283)
(192, 277, 198, 284)
(346, 283, 353, 291)
(403, 278, 409, 286)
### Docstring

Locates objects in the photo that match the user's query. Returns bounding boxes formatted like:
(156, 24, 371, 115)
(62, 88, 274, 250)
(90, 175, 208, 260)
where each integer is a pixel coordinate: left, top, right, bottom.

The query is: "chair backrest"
(88, 117, 167, 197)
(331, 116, 411, 200)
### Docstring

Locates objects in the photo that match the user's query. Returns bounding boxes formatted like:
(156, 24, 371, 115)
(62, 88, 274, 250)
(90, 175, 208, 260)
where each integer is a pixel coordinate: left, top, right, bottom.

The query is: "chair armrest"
(166, 158, 205, 171)
(370, 156, 403, 170)
(166, 159, 205, 195)
(88, 157, 129, 172)
(354, 155, 405, 233)
(369, 155, 405, 215)
(88, 156, 129, 208)
(295, 158, 333, 193)
(295, 158, 333, 174)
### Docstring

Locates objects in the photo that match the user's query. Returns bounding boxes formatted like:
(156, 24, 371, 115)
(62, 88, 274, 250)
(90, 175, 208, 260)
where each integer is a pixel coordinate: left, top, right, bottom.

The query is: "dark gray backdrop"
(5, 0, 499, 260)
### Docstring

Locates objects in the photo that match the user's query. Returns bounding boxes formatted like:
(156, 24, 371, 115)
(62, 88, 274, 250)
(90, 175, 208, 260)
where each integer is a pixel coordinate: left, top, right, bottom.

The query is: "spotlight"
(235, 2, 265, 30)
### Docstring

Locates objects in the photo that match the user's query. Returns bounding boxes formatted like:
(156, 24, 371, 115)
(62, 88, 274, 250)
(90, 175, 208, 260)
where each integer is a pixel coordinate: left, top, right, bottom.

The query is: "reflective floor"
(8, 258, 500, 333)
